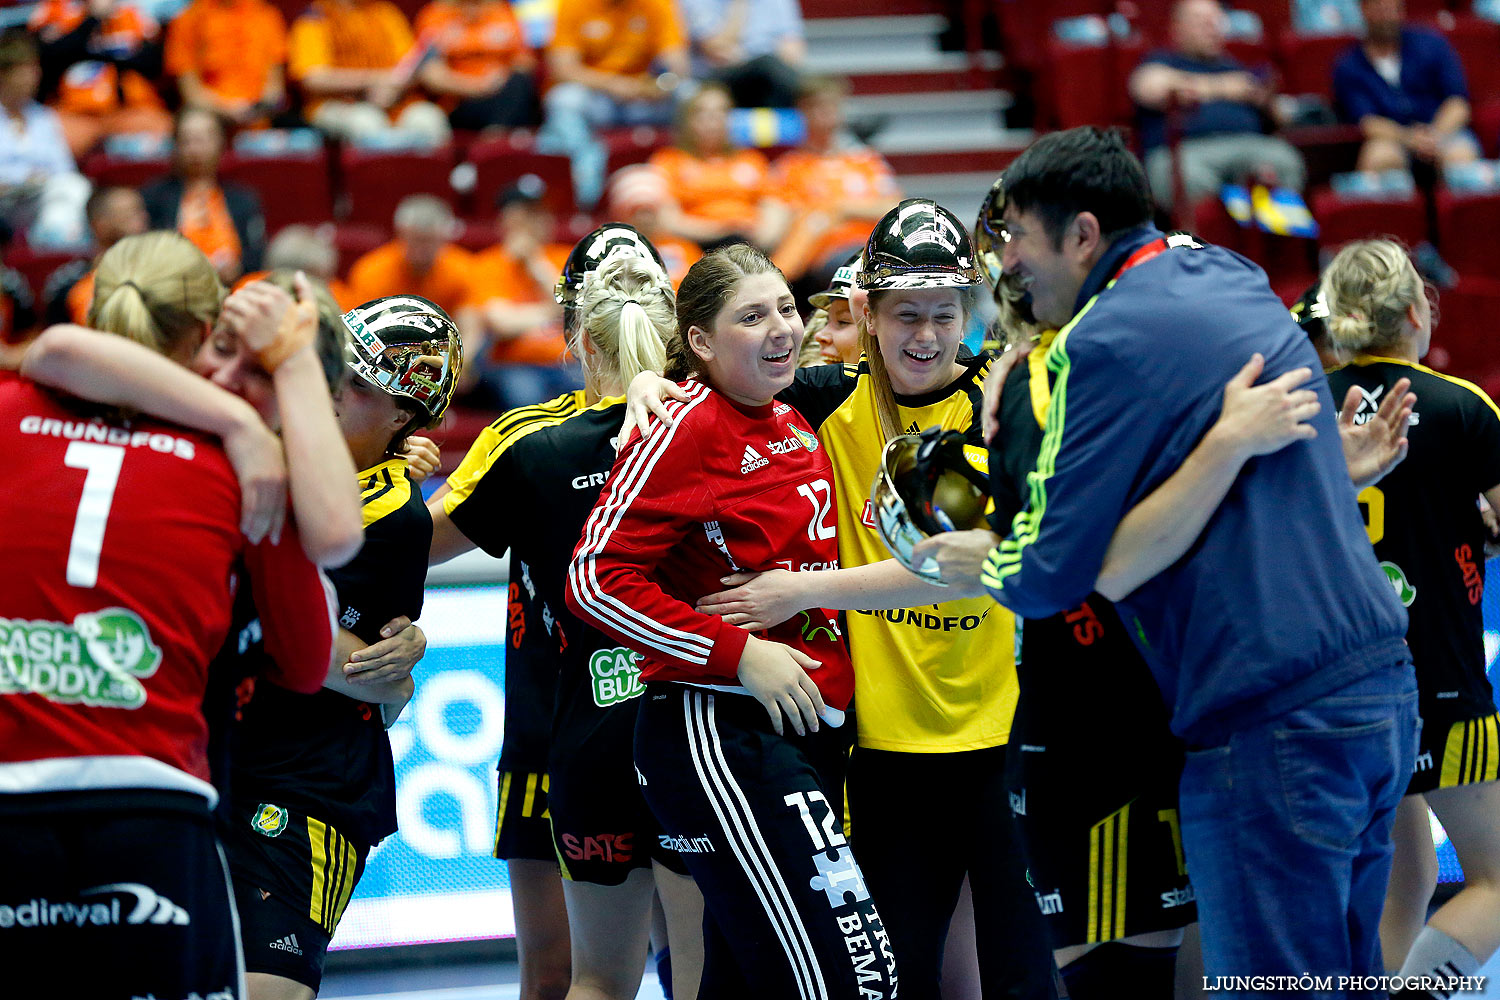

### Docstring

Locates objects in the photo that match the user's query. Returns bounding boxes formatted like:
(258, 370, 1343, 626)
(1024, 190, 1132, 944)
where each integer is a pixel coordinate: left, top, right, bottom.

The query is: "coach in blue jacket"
(921, 127, 1417, 992)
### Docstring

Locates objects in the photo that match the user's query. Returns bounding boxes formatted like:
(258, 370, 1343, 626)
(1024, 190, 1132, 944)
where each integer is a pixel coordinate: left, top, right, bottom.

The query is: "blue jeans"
(537, 82, 675, 208)
(1179, 662, 1418, 998)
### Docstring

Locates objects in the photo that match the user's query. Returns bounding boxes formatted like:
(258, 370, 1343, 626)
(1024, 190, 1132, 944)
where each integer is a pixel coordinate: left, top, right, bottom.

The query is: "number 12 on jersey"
(63, 442, 125, 588)
(797, 479, 836, 541)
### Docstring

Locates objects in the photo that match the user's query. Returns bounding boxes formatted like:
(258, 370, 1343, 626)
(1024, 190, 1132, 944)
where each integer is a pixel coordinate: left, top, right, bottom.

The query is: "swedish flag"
(1250, 184, 1319, 238)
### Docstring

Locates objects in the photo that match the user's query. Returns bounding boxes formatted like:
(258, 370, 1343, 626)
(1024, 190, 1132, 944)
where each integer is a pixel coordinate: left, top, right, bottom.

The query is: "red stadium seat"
(603, 125, 672, 176)
(1442, 17, 1500, 111)
(1283, 124, 1365, 190)
(1278, 31, 1360, 102)
(331, 222, 389, 279)
(1428, 278, 1500, 381)
(1474, 99, 1500, 159)
(1311, 187, 1428, 251)
(339, 146, 457, 227)
(1044, 39, 1144, 130)
(455, 219, 498, 253)
(2, 242, 87, 311)
(466, 135, 575, 218)
(221, 149, 333, 234)
(1436, 189, 1500, 280)
(80, 152, 170, 189)
(1229, 0, 1291, 42)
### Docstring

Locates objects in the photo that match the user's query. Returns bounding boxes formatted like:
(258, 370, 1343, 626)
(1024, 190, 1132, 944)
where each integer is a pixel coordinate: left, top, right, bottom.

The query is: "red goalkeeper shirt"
(0, 373, 331, 801)
(568, 379, 853, 711)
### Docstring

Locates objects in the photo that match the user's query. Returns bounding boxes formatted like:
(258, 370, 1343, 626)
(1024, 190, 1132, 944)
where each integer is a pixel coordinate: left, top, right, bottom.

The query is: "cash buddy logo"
(589, 647, 644, 707)
(1381, 561, 1416, 607)
(0, 608, 162, 709)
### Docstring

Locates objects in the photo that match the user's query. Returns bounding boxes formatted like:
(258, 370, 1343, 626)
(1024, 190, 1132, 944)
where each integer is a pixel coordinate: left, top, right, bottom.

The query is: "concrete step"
(804, 15, 948, 64)
(843, 53, 1004, 95)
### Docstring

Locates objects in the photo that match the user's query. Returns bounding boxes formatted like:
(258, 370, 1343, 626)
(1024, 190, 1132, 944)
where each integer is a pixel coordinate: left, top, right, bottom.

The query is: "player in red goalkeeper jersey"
(0, 233, 334, 999)
(568, 244, 895, 1000)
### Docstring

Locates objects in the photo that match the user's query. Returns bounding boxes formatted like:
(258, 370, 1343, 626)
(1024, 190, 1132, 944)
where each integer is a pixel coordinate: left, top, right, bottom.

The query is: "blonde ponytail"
(575, 255, 677, 392)
(90, 231, 223, 359)
(1321, 238, 1426, 357)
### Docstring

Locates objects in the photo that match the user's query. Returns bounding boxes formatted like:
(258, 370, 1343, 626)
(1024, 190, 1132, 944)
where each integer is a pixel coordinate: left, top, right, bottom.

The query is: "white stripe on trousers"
(683, 690, 828, 1000)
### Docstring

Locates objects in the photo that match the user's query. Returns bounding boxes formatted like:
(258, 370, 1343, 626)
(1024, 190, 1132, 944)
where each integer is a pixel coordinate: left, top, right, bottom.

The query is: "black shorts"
(636, 684, 896, 1000)
(220, 799, 368, 988)
(0, 788, 242, 1000)
(1409, 707, 1500, 794)
(1006, 687, 1196, 946)
(548, 694, 685, 885)
(493, 768, 557, 863)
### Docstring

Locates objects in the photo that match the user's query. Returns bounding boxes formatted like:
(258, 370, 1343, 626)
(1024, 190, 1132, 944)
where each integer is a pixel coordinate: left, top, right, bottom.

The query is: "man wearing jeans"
(919, 126, 1417, 996)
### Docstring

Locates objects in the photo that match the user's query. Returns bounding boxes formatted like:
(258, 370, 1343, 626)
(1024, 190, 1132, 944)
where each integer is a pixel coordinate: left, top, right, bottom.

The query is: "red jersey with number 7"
(0, 372, 327, 801)
(568, 379, 854, 711)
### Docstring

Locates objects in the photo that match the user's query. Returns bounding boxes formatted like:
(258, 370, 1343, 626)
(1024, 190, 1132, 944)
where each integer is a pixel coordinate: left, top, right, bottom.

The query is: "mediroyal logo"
(0, 609, 163, 709)
(0, 883, 189, 929)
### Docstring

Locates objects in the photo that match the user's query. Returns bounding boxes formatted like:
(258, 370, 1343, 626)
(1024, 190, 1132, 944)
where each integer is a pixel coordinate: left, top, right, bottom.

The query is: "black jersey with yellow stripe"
(777, 351, 1019, 753)
(989, 334, 1176, 770)
(444, 391, 587, 771)
(230, 457, 431, 847)
(1327, 356, 1500, 717)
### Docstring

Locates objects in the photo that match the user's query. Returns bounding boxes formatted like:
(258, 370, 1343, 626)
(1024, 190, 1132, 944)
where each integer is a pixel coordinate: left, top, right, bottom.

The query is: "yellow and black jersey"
(230, 457, 431, 847)
(778, 351, 1019, 753)
(1327, 356, 1500, 718)
(444, 391, 586, 772)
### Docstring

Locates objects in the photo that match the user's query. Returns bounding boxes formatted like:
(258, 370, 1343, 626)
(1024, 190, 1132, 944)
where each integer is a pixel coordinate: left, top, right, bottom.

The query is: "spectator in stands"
(263, 223, 353, 308)
(648, 81, 787, 250)
(1333, 0, 1479, 174)
(767, 75, 900, 285)
(606, 164, 701, 285)
(42, 185, 147, 326)
(163, 0, 286, 127)
(29, 0, 172, 159)
(141, 107, 265, 282)
(413, 0, 538, 130)
(288, 0, 451, 147)
(678, 0, 805, 108)
(537, 0, 691, 209)
(1128, 0, 1306, 208)
(345, 194, 473, 315)
(0, 28, 91, 249)
(457, 178, 577, 407)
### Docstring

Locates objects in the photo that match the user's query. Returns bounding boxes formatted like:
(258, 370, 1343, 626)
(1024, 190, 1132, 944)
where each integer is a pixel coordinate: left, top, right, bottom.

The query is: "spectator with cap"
(345, 194, 474, 315)
(1333, 0, 1479, 174)
(163, 0, 287, 127)
(28, 0, 171, 159)
(141, 107, 265, 282)
(412, 0, 538, 130)
(605, 164, 701, 285)
(677, 0, 805, 108)
(648, 81, 788, 250)
(536, 0, 691, 209)
(806, 251, 861, 364)
(0, 28, 91, 249)
(768, 75, 900, 286)
(288, 0, 451, 147)
(42, 185, 147, 326)
(1128, 0, 1306, 208)
(457, 176, 577, 407)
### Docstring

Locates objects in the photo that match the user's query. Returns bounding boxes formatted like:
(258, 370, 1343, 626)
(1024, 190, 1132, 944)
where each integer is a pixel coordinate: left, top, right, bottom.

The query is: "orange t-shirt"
(30, 0, 165, 115)
(653, 234, 700, 287)
(67, 268, 95, 324)
(289, 0, 417, 116)
(414, 1, 526, 79)
(346, 240, 474, 317)
(550, 0, 684, 77)
(649, 147, 768, 231)
(165, 0, 288, 105)
(769, 146, 901, 275)
(464, 242, 570, 366)
(178, 182, 244, 278)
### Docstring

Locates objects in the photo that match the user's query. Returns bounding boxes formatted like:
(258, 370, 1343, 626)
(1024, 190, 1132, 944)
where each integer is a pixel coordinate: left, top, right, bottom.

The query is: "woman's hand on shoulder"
(619, 371, 689, 451)
(1207, 354, 1321, 461)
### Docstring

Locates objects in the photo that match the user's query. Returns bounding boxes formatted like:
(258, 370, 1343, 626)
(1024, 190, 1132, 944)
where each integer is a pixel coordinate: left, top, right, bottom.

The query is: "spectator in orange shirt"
(605, 164, 701, 286)
(263, 223, 354, 309)
(29, 0, 172, 158)
(288, 0, 450, 147)
(42, 185, 148, 326)
(164, 0, 286, 127)
(456, 177, 579, 407)
(141, 107, 266, 282)
(345, 194, 474, 315)
(769, 75, 900, 287)
(537, 0, 691, 208)
(413, 0, 538, 130)
(648, 81, 787, 250)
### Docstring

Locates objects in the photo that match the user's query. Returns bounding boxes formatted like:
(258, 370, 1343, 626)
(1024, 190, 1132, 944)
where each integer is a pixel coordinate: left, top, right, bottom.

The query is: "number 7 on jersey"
(63, 442, 125, 588)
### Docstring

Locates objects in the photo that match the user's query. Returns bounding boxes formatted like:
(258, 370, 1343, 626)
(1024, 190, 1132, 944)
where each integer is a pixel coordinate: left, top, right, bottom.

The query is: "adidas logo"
(270, 933, 303, 956)
(740, 445, 768, 474)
